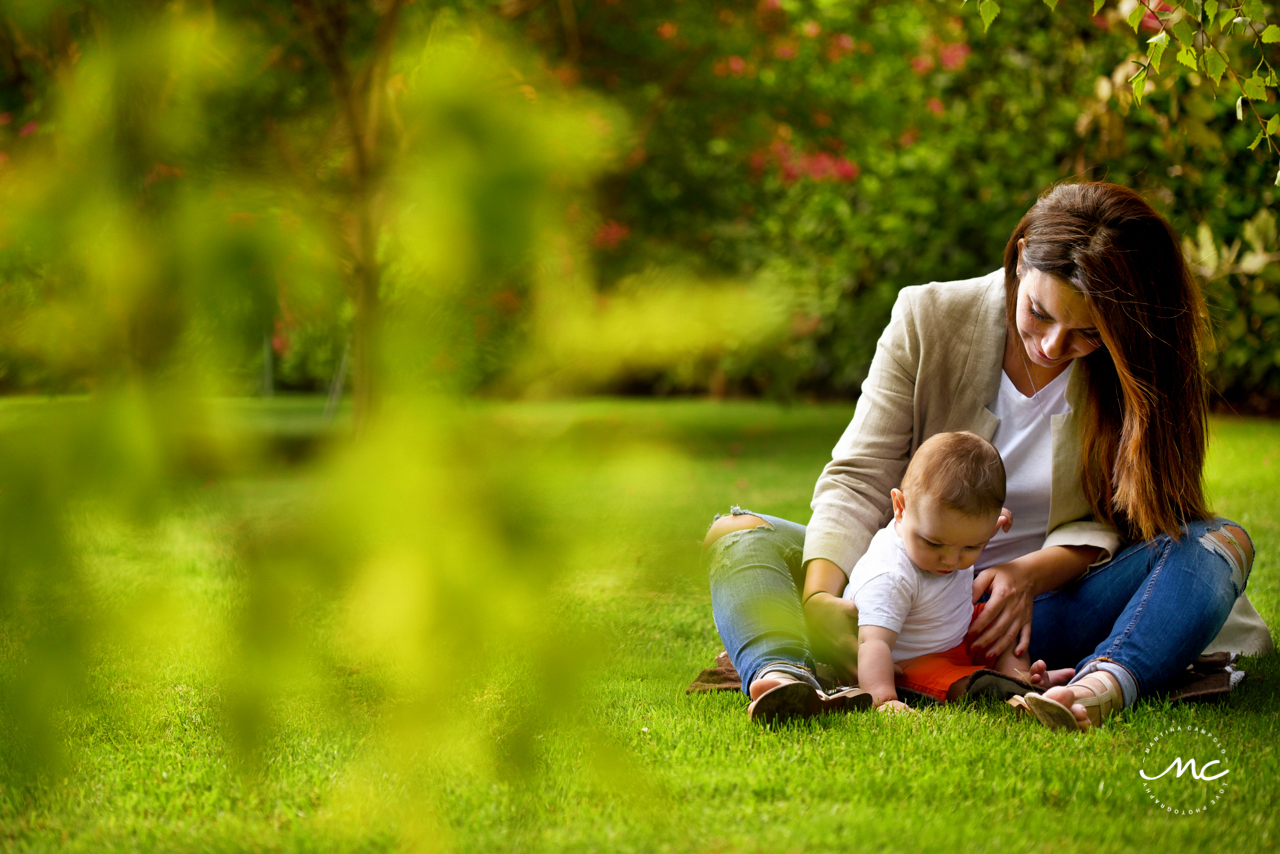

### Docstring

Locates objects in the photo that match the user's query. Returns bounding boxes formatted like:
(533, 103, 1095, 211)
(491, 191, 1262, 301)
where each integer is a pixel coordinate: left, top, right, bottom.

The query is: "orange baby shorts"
(893, 603, 995, 701)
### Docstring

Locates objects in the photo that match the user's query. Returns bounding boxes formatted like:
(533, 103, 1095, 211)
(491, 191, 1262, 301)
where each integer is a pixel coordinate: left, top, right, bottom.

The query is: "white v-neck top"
(976, 363, 1074, 570)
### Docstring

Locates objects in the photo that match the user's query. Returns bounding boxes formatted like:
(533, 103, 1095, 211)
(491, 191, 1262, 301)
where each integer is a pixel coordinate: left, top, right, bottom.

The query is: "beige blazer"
(804, 270, 1272, 656)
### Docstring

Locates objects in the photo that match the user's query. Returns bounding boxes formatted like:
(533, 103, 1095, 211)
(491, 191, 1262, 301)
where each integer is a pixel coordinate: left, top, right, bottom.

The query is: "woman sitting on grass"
(703, 181, 1269, 731)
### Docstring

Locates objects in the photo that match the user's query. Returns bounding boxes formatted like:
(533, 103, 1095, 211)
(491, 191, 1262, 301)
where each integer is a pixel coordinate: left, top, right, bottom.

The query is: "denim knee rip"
(706, 505, 773, 530)
(1072, 518, 1252, 707)
(1198, 523, 1253, 595)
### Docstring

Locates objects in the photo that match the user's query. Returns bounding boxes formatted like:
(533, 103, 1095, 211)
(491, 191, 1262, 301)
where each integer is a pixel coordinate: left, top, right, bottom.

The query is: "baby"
(843, 431, 1073, 712)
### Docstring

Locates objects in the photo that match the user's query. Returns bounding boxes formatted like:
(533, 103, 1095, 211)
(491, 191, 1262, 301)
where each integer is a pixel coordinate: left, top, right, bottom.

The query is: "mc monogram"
(1139, 757, 1230, 782)
(1137, 726, 1233, 816)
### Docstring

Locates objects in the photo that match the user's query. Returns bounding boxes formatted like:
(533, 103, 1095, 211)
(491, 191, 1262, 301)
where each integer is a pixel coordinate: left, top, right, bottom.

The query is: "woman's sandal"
(747, 671, 873, 724)
(1023, 672, 1122, 732)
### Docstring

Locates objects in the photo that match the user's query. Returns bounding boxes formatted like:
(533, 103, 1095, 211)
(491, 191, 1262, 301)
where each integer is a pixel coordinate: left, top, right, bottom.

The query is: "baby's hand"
(997, 507, 1014, 534)
(876, 699, 913, 714)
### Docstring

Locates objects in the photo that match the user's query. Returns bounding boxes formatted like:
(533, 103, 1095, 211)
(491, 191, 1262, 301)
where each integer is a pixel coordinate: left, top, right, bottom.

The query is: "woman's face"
(1015, 268, 1104, 369)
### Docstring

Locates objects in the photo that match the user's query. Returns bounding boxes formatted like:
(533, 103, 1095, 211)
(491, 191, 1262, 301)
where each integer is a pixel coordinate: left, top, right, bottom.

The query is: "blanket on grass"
(687, 650, 1247, 704)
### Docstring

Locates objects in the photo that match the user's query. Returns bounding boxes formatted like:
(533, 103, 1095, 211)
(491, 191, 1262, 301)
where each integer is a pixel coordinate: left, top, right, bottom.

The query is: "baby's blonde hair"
(901, 431, 1006, 518)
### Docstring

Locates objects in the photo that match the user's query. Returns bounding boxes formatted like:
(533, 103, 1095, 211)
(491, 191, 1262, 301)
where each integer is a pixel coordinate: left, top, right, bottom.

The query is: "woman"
(704, 182, 1271, 730)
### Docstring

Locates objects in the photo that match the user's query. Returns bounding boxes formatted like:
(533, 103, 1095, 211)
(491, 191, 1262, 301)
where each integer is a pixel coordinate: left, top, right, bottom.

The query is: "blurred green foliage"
(2, 2, 1279, 403)
(497, 0, 1280, 403)
(0, 0, 782, 823)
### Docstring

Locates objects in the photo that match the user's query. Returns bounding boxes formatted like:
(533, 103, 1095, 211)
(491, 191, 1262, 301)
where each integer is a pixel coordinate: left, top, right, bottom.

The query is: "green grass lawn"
(1, 398, 1278, 852)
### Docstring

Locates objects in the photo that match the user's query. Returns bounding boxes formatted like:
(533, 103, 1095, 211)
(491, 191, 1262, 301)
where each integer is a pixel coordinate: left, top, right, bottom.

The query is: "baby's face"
(892, 491, 997, 576)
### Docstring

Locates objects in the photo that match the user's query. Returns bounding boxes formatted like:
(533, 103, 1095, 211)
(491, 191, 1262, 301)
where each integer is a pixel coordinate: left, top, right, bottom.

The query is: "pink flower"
(728, 55, 747, 75)
(775, 43, 797, 60)
(899, 126, 920, 147)
(1141, 2, 1173, 33)
(833, 158, 860, 181)
(759, 0, 781, 11)
(828, 33, 855, 60)
(939, 42, 971, 71)
(804, 152, 837, 181)
(927, 97, 945, 116)
(19, 121, 38, 138)
(910, 55, 935, 75)
(801, 20, 821, 38)
(271, 318, 290, 356)
(594, 220, 630, 250)
(656, 21, 678, 40)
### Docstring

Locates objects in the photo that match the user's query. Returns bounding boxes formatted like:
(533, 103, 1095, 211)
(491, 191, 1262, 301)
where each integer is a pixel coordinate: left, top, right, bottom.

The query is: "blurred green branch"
(973, 0, 1280, 181)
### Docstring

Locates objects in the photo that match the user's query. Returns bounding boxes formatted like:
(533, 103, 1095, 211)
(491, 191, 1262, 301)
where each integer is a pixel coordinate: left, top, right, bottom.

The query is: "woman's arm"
(801, 558, 861, 677)
(802, 275, 1004, 665)
(803, 292, 922, 581)
(968, 544, 1101, 657)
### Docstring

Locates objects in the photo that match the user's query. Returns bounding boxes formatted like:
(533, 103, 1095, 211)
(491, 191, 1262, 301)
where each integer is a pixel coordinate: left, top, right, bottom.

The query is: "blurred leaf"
(1244, 75, 1267, 100)
(1263, 24, 1280, 43)
(1176, 47, 1198, 70)
(1248, 129, 1265, 150)
(1131, 67, 1148, 105)
(980, 0, 1001, 32)
(1243, 0, 1266, 24)
(1148, 32, 1168, 74)
(1172, 19, 1196, 46)
(1203, 48, 1227, 85)
(1129, 4, 1148, 32)
(1243, 209, 1277, 250)
(1206, 0, 1219, 23)
(1268, 115, 1279, 136)
(1043, 0, 1058, 11)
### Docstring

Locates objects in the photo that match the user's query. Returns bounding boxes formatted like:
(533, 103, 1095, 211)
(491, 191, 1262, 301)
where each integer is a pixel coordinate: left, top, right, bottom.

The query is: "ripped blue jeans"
(706, 508, 1251, 702)
(1029, 516, 1252, 707)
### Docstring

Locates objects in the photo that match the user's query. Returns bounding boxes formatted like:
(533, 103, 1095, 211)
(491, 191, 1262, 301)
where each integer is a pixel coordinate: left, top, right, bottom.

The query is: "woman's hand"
(970, 545, 1101, 659)
(802, 592, 861, 681)
(970, 560, 1036, 660)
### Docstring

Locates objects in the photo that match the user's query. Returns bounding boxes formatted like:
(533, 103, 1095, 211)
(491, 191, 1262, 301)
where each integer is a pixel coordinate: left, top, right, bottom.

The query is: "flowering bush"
(504, 0, 1280, 403)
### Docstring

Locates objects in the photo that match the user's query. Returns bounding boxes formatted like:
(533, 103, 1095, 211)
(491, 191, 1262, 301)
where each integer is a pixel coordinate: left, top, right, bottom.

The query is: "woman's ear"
(891, 488, 906, 522)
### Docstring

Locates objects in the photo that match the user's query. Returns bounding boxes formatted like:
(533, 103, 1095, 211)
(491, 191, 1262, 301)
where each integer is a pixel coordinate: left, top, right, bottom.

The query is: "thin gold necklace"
(1013, 331, 1062, 430)
(1016, 336, 1041, 398)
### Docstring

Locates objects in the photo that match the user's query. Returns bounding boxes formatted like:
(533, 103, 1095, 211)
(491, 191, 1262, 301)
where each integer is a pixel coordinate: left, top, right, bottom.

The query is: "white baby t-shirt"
(841, 522, 974, 662)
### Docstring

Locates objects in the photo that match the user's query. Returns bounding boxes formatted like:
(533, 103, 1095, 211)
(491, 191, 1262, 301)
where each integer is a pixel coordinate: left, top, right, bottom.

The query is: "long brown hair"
(1003, 182, 1211, 542)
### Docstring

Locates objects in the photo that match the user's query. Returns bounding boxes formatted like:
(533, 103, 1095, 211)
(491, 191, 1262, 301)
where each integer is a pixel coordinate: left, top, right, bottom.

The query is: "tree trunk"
(350, 194, 380, 433)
